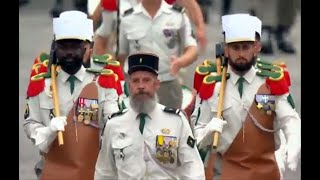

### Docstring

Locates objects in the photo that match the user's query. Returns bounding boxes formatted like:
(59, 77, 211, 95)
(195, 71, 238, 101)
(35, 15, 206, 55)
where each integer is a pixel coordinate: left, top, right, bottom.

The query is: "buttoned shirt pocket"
(208, 96, 233, 119)
(112, 136, 136, 170)
(127, 29, 148, 51)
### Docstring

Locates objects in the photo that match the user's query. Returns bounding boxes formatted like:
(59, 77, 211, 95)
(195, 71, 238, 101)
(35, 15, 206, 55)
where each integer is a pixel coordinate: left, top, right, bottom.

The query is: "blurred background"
(19, 0, 301, 179)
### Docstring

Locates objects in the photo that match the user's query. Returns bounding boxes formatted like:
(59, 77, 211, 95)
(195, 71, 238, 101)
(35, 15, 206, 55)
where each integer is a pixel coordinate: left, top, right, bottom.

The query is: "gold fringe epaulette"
(193, 59, 218, 92)
(92, 54, 113, 64)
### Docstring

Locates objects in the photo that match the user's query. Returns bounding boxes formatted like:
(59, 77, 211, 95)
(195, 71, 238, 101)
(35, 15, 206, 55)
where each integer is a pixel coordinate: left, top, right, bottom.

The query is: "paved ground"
(19, 1, 301, 179)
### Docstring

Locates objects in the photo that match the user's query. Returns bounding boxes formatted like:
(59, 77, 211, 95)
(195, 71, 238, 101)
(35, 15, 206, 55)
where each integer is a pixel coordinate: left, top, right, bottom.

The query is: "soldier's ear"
(255, 41, 262, 53)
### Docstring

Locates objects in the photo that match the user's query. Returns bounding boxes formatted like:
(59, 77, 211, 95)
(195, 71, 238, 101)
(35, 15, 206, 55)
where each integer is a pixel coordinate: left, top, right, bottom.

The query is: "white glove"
(275, 145, 287, 179)
(286, 134, 301, 171)
(207, 117, 227, 133)
(49, 116, 67, 132)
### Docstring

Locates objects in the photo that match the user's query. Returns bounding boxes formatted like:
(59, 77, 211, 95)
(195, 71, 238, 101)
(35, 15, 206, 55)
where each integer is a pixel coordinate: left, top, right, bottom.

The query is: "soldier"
(94, 52, 205, 179)
(23, 10, 120, 180)
(93, 0, 206, 55)
(117, 0, 198, 109)
(190, 14, 301, 180)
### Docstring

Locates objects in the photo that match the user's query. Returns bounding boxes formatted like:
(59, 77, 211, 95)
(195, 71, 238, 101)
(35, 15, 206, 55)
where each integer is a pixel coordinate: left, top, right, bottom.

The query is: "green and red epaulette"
(193, 59, 217, 92)
(97, 68, 118, 91)
(103, 60, 125, 81)
(27, 52, 51, 97)
(256, 58, 291, 86)
(27, 72, 51, 97)
(199, 73, 230, 100)
(256, 69, 289, 95)
(92, 53, 113, 65)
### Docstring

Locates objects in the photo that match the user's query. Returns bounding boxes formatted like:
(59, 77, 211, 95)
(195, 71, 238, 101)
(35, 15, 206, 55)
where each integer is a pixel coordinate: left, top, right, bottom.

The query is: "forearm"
(179, 46, 198, 68)
(93, 35, 108, 55)
(177, 0, 205, 30)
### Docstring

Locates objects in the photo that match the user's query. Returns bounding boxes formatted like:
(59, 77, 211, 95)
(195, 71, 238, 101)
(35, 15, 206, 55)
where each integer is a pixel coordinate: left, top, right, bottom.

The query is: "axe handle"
(212, 64, 228, 149)
(216, 57, 222, 75)
(51, 65, 64, 146)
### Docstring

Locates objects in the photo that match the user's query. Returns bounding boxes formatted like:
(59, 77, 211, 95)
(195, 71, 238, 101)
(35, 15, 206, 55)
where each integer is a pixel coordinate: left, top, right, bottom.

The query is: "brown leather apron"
(40, 82, 100, 180)
(205, 83, 280, 180)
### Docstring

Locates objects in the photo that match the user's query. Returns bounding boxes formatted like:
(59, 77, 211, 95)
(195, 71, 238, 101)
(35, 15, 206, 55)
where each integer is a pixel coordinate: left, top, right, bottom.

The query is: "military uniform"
(190, 15, 301, 180)
(23, 11, 120, 180)
(119, 1, 197, 109)
(94, 53, 205, 179)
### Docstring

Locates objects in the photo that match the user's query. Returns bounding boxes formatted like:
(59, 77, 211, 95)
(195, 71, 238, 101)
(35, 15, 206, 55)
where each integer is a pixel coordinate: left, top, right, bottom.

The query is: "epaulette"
(97, 69, 118, 89)
(92, 54, 113, 65)
(86, 68, 102, 75)
(193, 59, 218, 92)
(256, 69, 289, 95)
(104, 60, 125, 81)
(163, 107, 181, 115)
(199, 73, 230, 100)
(123, 8, 134, 17)
(171, 4, 184, 13)
(256, 58, 291, 86)
(109, 109, 128, 119)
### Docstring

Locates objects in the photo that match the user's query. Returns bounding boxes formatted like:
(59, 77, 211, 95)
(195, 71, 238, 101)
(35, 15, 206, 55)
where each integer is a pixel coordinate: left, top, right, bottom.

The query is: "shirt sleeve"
(118, 19, 129, 55)
(23, 96, 56, 153)
(94, 122, 118, 179)
(103, 88, 120, 119)
(177, 112, 205, 179)
(179, 13, 197, 48)
(192, 94, 216, 149)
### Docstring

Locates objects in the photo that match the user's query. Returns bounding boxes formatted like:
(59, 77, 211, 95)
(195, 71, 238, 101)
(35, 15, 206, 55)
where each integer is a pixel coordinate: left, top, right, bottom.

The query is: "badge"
(76, 98, 99, 126)
(134, 40, 141, 50)
(49, 109, 55, 120)
(255, 94, 276, 115)
(187, 135, 195, 148)
(156, 135, 177, 164)
(163, 29, 173, 38)
(161, 128, 170, 134)
(24, 103, 29, 119)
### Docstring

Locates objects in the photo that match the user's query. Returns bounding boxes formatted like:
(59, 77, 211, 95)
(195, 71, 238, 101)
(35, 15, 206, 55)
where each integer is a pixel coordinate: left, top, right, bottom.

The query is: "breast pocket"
(112, 137, 136, 170)
(127, 30, 147, 51)
(209, 96, 233, 120)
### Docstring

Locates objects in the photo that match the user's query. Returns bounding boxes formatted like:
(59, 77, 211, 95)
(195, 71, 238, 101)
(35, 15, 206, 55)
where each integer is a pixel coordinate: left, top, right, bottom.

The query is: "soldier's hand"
(170, 55, 183, 76)
(208, 117, 227, 133)
(49, 116, 67, 132)
(286, 137, 300, 171)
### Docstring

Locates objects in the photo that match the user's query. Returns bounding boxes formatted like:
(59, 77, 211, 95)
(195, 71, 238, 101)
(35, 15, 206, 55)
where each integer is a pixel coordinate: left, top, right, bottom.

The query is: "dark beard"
(228, 56, 256, 72)
(58, 56, 83, 75)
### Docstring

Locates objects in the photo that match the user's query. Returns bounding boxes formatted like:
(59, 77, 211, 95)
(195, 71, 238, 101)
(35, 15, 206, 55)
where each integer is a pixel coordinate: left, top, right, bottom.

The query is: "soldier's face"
(55, 39, 86, 74)
(128, 71, 160, 101)
(224, 41, 257, 72)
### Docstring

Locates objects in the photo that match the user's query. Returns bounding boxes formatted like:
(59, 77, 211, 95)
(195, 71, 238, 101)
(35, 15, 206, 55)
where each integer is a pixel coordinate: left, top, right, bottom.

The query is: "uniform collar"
(59, 66, 86, 83)
(229, 66, 256, 85)
(134, 1, 172, 16)
(128, 102, 160, 120)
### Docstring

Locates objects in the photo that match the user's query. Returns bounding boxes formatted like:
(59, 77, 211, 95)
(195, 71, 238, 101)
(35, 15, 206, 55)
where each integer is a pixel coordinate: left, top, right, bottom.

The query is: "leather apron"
(40, 81, 100, 180)
(205, 83, 281, 180)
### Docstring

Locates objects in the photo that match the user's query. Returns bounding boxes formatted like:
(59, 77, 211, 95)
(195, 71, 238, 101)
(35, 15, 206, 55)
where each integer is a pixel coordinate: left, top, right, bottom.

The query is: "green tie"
(237, 76, 245, 98)
(67, 75, 77, 94)
(139, 113, 147, 134)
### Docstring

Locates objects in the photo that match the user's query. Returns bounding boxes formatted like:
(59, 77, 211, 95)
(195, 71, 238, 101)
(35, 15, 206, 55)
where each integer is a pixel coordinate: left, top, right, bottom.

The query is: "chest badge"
(255, 94, 276, 115)
(161, 128, 170, 134)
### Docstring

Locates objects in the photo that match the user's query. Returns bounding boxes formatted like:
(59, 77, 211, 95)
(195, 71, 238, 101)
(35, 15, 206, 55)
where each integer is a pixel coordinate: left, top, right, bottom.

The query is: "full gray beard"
(129, 94, 159, 114)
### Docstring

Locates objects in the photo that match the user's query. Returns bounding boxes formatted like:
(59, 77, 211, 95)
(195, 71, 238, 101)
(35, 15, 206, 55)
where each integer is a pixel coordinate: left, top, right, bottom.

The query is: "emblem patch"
(255, 94, 276, 115)
(161, 128, 170, 134)
(76, 97, 99, 127)
(24, 103, 29, 119)
(156, 135, 178, 164)
(187, 135, 195, 148)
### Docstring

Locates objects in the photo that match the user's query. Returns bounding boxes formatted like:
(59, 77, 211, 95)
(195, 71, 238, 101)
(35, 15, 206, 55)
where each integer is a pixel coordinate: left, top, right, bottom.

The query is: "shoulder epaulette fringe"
(98, 69, 118, 90)
(104, 60, 125, 81)
(92, 54, 113, 64)
(199, 73, 230, 100)
(193, 60, 217, 92)
(256, 69, 289, 95)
